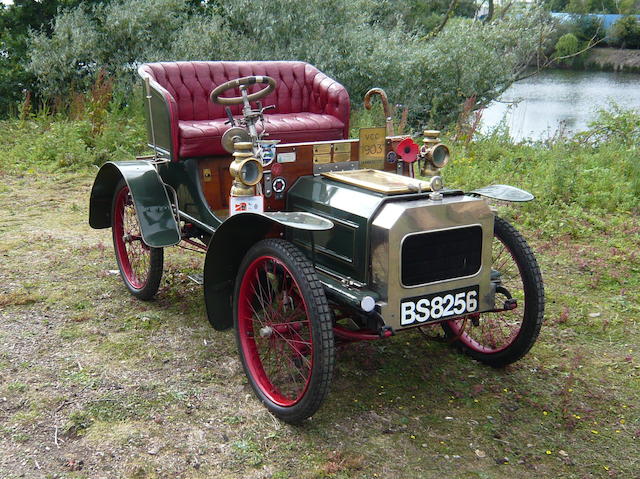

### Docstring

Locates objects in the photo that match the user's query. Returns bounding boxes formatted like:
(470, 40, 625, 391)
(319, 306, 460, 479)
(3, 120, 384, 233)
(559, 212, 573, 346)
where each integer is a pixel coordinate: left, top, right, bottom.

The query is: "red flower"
(396, 138, 419, 163)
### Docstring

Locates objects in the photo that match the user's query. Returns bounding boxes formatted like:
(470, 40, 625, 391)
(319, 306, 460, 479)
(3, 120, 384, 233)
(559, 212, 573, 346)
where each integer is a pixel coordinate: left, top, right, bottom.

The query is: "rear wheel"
(234, 239, 334, 423)
(442, 216, 544, 366)
(112, 179, 163, 300)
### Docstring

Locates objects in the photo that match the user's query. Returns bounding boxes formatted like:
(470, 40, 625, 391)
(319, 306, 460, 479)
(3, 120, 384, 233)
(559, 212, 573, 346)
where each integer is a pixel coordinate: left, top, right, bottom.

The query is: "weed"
(0, 290, 42, 307)
(11, 432, 31, 443)
(232, 438, 264, 466)
(7, 382, 27, 393)
(59, 325, 86, 341)
(65, 410, 93, 437)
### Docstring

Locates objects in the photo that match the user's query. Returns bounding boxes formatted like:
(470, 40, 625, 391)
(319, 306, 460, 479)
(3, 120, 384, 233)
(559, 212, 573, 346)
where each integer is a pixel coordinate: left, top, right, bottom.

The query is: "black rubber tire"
(442, 216, 544, 367)
(233, 239, 335, 423)
(111, 179, 164, 300)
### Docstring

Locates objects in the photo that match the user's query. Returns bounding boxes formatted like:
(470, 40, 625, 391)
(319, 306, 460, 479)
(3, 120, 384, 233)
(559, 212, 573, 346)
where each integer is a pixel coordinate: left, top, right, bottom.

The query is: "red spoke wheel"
(442, 216, 544, 366)
(112, 179, 163, 300)
(234, 239, 334, 423)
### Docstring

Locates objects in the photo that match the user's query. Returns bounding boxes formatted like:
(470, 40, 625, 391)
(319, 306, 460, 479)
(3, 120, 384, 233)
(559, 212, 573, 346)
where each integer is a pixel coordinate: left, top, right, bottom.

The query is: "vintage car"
(89, 61, 544, 423)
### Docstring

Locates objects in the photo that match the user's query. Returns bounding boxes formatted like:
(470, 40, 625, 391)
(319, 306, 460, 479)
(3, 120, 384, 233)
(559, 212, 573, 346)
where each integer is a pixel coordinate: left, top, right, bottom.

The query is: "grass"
(0, 106, 639, 478)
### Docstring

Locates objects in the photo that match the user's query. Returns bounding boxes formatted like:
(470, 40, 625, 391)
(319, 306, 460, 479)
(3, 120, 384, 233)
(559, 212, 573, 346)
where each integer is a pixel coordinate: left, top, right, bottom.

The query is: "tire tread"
(443, 216, 544, 367)
(234, 238, 335, 423)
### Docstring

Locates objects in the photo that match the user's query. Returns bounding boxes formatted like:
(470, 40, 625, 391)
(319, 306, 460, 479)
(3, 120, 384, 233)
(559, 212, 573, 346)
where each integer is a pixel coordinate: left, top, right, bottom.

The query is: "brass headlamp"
(230, 142, 263, 197)
(420, 130, 450, 177)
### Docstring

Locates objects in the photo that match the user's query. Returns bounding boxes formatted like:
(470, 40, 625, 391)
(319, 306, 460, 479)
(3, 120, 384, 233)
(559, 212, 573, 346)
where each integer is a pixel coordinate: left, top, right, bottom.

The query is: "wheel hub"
(259, 326, 273, 338)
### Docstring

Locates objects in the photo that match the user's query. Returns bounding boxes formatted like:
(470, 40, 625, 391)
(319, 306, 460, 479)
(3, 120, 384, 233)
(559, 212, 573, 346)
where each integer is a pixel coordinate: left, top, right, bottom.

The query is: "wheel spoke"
(113, 185, 156, 291)
(236, 253, 315, 407)
(444, 217, 542, 360)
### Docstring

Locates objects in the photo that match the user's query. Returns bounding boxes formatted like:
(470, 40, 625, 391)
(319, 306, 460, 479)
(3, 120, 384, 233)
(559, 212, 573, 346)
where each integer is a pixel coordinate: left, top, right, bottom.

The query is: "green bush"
(581, 103, 640, 147)
(0, 100, 146, 173)
(565, 0, 617, 14)
(610, 15, 640, 49)
(572, 15, 605, 43)
(445, 106, 640, 228)
(26, 0, 555, 128)
(553, 33, 581, 60)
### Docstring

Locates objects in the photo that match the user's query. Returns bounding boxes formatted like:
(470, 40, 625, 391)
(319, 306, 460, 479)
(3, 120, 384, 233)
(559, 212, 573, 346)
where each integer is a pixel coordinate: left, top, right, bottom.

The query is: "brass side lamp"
(230, 142, 263, 197)
(420, 130, 450, 177)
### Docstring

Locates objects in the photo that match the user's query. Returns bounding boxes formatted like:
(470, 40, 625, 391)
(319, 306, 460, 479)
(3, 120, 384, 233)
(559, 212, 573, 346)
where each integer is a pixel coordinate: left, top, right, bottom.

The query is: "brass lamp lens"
(430, 144, 450, 168)
(240, 159, 263, 186)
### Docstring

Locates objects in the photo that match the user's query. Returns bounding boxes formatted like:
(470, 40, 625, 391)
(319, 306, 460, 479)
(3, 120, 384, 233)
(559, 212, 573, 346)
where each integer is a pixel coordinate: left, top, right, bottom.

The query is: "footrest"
(187, 273, 204, 285)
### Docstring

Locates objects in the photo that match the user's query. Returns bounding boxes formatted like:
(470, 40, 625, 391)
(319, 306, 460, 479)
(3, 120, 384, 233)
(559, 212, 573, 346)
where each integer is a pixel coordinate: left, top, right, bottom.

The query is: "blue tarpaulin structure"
(551, 13, 640, 34)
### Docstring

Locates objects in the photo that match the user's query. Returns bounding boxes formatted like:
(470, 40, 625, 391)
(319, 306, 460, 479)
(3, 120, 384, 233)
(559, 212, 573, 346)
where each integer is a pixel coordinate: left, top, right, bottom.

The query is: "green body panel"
(89, 161, 180, 248)
(157, 159, 222, 232)
(287, 176, 386, 283)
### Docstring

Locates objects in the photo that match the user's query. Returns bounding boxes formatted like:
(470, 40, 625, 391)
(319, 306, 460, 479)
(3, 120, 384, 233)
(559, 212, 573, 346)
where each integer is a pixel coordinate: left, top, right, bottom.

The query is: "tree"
(565, 0, 618, 13)
(0, 0, 108, 114)
(542, 0, 570, 12)
(27, 0, 555, 127)
(572, 16, 605, 43)
(611, 15, 640, 48)
(553, 32, 581, 61)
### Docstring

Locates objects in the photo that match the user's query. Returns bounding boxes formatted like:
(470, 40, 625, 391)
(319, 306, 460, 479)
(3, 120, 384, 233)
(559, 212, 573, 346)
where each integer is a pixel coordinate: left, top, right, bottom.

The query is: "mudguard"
(203, 212, 333, 331)
(89, 161, 180, 247)
(469, 184, 534, 202)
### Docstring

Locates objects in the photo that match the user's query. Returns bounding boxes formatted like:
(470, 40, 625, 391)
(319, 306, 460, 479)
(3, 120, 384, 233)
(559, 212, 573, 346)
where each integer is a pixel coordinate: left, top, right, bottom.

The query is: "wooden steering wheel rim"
(210, 76, 277, 105)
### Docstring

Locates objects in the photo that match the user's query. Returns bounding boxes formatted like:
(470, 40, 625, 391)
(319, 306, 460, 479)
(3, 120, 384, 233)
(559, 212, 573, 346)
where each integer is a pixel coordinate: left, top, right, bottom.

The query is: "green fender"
(89, 161, 181, 248)
(203, 211, 334, 331)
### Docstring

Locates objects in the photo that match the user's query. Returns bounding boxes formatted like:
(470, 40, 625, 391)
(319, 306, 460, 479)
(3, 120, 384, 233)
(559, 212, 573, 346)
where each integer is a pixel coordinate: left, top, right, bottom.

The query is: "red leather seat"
(138, 61, 350, 159)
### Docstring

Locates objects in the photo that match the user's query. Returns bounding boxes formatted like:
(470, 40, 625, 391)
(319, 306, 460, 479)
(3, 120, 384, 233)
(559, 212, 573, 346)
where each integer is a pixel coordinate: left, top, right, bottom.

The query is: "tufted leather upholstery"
(138, 61, 350, 159)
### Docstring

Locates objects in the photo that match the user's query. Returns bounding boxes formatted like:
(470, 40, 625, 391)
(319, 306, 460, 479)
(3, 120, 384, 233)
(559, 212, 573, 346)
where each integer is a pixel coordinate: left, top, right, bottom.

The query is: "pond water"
(481, 69, 640, 141)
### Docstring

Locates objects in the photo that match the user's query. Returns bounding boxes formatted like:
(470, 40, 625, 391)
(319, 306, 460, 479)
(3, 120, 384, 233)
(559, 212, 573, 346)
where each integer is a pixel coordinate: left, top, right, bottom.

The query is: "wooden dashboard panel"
(197, 136, 410, 214)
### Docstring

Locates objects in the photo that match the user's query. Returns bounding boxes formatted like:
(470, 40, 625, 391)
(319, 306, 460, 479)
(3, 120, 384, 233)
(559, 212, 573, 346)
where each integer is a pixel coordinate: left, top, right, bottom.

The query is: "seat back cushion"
(140, 61, 350, 158)
(142, 61, 337, 119)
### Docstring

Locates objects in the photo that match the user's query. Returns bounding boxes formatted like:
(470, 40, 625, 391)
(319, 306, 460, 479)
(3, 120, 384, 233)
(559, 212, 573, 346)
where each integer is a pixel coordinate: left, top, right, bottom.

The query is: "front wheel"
(111, 179, 164, 300)
(442, 216, 544, 367)
(234, 239, 335, 423)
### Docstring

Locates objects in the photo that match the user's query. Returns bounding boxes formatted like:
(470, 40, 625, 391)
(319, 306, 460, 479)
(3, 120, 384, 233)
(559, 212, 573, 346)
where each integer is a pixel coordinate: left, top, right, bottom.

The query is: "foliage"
(619, 0, 640, 14)
(543, 0, 570, 12)
(0, 0, 108, 115)
(580, 102, 640, 146)
(27, 7, 102, 100)
(610, 15, 640, 48)
(446, 105, 640, 221)
(565, 0, 618, 14)
(558, 0, 640, 14)
(25, 0, 554, 128)
(370, 0, 478, 33)
(0, 95, 145, 173)
(553, 33, 581, 62)
(571, 15, 605, 43)
(411, 11, 555, 124)
(27, 0, 197, 100)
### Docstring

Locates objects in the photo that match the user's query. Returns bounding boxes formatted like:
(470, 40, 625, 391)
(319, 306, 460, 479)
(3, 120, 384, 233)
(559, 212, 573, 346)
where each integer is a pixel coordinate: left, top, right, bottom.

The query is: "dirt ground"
(0, 172, 639, 478)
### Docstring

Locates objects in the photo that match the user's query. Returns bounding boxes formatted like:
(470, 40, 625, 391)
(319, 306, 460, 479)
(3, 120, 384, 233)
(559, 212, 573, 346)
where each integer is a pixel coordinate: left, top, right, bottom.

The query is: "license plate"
(400, 286, 479, 327)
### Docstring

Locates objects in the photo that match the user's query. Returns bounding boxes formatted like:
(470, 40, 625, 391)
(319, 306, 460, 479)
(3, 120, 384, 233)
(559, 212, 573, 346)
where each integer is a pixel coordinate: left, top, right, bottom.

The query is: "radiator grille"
(401, 226, 483, 286)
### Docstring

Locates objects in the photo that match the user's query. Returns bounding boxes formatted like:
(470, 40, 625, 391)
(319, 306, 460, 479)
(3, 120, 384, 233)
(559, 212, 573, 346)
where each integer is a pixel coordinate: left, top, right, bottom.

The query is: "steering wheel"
(210, 76, 276, 105)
